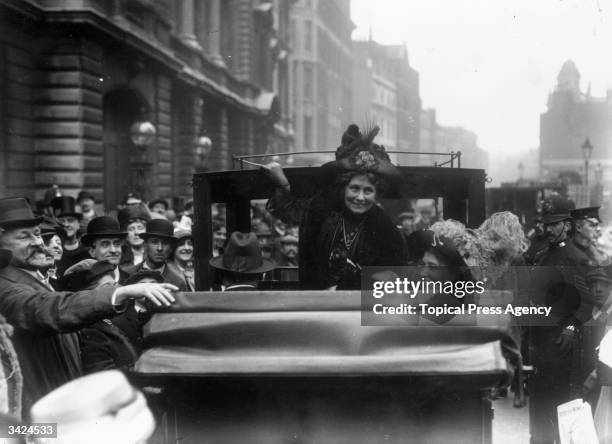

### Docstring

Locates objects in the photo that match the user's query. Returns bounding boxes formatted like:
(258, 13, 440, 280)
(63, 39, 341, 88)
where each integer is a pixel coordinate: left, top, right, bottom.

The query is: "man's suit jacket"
(0, 265, 117, 414)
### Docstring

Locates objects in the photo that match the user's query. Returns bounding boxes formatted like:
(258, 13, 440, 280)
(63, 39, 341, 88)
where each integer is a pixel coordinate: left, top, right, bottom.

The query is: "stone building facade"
(352, 40, 421, 166)
(0, 0, 293, 210)
(540, 60, 612, 207)
(290, 0, 353, 154)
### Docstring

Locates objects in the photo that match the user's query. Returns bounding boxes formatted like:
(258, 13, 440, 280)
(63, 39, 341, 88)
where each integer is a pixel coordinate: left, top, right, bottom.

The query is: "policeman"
(529, 194, 593, 444)
(570, 206, 608, 266)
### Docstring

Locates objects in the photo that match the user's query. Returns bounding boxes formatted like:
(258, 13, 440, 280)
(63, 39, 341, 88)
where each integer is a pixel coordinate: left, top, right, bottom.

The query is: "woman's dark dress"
(268, 188, 405, 290)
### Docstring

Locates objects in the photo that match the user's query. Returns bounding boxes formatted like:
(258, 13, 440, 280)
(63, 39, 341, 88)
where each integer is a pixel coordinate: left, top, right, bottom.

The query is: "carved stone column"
(208, 0, 226, 67)
(178, 0, 202, 50)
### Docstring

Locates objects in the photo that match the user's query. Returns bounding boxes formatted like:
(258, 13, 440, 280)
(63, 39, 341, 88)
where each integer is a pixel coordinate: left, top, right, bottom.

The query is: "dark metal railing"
(232, 150, 462, 169)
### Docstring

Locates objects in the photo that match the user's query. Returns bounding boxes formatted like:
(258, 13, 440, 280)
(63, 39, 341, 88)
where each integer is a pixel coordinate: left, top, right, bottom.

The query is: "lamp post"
(581, 138, 593, 206)
(518, 162, 524, 184)
(194, 135, 213, 170)
(594, 162, 603, 206)
(129, 120, 157, 199)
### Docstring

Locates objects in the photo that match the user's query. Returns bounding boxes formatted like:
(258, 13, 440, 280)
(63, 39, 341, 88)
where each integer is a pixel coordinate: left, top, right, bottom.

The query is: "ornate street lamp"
(194, 135, 213, 167)
(129, 120, 156, 200)
(581, 138, 593, 206)
(130, 121, 157, 147)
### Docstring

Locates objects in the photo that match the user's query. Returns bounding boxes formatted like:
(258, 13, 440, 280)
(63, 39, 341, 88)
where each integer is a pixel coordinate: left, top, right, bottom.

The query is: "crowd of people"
(0, 123, 610, 443)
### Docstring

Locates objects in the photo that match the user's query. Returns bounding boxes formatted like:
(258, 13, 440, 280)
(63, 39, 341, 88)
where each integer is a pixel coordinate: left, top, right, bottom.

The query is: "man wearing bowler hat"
(82, 216, 128, 283)
(123, 219, 188, 291)
(210, 231, 275, 291)
(0, 197, 177, 414)
(53, 196, 90, 276)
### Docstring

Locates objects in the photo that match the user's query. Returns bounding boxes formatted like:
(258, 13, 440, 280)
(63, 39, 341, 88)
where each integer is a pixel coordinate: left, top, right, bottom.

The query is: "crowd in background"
(2, 172, 612, 441)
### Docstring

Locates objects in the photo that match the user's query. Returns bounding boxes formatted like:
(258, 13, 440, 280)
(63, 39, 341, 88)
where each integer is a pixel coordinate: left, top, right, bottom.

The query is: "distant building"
(0, 0, 293, 208)
(436, 126, 488, 170)
(417, 108, 487, 170)
(290, 0, 354, 153)
(540, 60, 612, 207)
(352, 40, 421, 165)
(418, 109, 438, 166)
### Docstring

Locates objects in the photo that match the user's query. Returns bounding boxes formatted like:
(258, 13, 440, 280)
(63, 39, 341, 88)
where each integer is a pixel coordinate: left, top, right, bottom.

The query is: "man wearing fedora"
(123, 219, 188, 291)
(82, 215, 128, 284)
(210, 231, 275, 291)
(53, 196, 90, 276)
(0, 197, 177, 414)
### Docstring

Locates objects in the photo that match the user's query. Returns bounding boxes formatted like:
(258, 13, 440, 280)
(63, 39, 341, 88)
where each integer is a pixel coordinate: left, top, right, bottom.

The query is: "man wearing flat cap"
(123, 219, 188, 291)
(528, 194, 595, 444)
(0, 197, 177, 415)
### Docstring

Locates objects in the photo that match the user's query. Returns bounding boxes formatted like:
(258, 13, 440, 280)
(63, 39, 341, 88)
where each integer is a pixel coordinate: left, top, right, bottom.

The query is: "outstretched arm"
(0, 282, 177, 335)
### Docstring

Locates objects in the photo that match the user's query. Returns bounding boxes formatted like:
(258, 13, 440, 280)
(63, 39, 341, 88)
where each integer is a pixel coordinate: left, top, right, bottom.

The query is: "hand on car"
(115, 283, 178, 307)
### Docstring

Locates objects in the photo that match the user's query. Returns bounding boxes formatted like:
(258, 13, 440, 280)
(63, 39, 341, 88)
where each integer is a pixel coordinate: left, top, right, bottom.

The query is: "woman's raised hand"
(261, 162, 290, 191)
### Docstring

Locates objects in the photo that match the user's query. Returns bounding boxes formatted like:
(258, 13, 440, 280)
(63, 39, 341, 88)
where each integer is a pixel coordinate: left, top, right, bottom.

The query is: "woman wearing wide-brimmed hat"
(263, 124, 405, 290)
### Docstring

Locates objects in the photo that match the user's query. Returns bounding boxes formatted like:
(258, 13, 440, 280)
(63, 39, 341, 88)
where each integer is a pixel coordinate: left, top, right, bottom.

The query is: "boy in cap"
(60, 261, 140, 374)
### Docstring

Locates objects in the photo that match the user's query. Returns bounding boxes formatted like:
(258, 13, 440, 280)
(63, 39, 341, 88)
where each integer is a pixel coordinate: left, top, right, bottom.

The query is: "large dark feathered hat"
(322, 124, 401, 187)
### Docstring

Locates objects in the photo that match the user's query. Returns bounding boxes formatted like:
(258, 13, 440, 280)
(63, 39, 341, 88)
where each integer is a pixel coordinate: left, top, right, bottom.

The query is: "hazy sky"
(351, 0, 612, 155)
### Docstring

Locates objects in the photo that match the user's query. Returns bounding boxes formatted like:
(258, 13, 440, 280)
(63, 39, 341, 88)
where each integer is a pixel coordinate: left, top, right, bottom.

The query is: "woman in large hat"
(264, 124, 405, 290)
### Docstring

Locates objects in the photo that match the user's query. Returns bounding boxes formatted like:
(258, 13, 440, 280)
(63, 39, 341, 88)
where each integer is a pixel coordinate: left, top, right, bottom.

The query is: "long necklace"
(342, 217, 364, 252)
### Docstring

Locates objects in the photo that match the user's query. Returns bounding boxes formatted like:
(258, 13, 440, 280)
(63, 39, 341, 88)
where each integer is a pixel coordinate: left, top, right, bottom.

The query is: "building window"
(304, 65, 313, 100)
(292, 61, 298, 106)
(304, 19, 312, 53)
(304, 116, 312, 149)
(290, 19, 297, 50)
